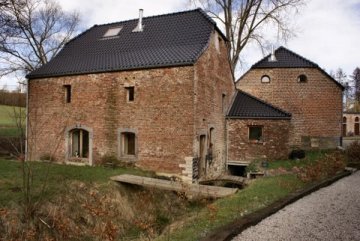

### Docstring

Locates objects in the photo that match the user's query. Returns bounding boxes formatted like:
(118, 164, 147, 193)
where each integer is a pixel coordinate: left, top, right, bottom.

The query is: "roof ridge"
(94, 8, 203, 27)
(237, 89, 292, 117)
(276, 46, 319, 68)
(251, 46, 318, 69)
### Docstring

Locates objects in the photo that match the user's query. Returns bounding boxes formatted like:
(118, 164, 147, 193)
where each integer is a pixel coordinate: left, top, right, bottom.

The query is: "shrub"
(346, 141, 360, 165)
(39, 153, 56, 162)
(99, 154, 120, 168)
(245, 161, 259, 174)
(297, 151, 346, 182)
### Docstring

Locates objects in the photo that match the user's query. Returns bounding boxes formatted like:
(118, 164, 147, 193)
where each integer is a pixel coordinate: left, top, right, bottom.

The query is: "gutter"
(25, 78, 29, 161)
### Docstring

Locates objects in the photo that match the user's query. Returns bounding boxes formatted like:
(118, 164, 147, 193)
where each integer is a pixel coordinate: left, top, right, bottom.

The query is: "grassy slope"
(0, 160, 152, 207)
(0, 105, 25, 137)
(156, 151, 329, 241)
(0, 151, 340, 240)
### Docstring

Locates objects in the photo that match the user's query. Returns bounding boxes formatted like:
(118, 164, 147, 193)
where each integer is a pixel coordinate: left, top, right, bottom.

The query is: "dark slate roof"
(239, 46, 344, 90)
(252, 46, 318, 69)
(227, 90, 291, 119)
(27, 8, 223, 79)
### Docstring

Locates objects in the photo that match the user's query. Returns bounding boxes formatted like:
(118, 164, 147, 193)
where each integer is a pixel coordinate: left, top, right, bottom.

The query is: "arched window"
(343, 117, 347, 137)
(261, 75, 271, 83)
(69, 128, 89, 158)
(297, 74, 307, 83)
(355, 117, 359, 136)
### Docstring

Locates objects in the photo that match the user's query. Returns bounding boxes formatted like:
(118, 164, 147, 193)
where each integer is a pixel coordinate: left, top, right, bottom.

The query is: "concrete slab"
(111, 174, 238, 198)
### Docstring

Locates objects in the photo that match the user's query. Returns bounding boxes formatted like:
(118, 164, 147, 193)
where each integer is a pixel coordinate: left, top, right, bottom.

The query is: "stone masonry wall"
(28, 66, 195, 175)
(343, 113, 360, 136)
(236, 68, 343, 149)
(27, 30, 235, 181)
(227, 119, 290, 163)
(193, 31, 235, 179)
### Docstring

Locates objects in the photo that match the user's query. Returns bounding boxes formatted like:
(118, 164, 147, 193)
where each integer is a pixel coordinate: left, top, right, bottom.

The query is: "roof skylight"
(103, 27, 123, 38)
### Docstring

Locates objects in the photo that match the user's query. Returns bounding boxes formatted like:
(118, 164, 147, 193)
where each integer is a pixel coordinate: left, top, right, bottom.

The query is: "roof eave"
(26, 62, 196, 80)
(226, 116, 291, 120)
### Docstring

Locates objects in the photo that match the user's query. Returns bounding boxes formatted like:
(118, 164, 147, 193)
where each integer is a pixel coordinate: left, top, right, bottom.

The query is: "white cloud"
(241, 0, 360, 78)
(60, 0, 186, 27)
(2, 0, 359, 88)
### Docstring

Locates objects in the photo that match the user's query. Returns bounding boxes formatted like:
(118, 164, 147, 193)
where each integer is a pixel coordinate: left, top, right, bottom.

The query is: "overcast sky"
(2, 0, 360, 89)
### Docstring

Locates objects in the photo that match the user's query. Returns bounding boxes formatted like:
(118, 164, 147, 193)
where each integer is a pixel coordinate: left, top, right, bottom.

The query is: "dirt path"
(233, 171, 360, 241)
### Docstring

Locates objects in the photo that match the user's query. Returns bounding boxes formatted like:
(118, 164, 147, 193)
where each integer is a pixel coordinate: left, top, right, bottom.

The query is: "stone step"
(111, 174, 238, 198)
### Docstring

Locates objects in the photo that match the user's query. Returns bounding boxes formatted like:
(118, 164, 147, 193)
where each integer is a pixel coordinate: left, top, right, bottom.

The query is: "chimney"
(132, 9, 144, 32)
(269, 45, 277, 62)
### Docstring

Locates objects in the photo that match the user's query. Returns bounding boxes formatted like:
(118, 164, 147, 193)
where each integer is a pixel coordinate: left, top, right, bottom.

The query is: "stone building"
(343, 112, 360, 136)
(26, 9, 235, 181)
(226, 90, 291, 171)
(26, 9, 343, 180)
(234, 47, 343, 160)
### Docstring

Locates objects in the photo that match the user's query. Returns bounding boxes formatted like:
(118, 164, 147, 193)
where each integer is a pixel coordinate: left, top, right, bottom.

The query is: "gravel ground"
(233, 171, 360, 241)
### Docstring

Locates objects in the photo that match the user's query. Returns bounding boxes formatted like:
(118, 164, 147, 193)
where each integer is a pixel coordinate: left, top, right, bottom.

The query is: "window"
(70, 129, 89, 158)
(125, 86, 134, 102)
(121, 132, 136, 156)
(64, 85, 71, 103)
(261, 75, 270, 83)
(103, 26, 122, 38)
(297, 74, 307, 83)
(249, 126, 263, 141)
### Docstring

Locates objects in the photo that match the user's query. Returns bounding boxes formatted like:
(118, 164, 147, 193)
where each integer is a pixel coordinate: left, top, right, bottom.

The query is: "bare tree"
(189, 0, 304, 76)
(352, 67, 360, 102)
(331, 68, 351, 104)
(0, 0, 80, 78)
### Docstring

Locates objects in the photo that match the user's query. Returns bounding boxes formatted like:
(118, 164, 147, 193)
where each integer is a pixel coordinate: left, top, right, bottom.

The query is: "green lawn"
(0, 150, 345, 240)
(0, 160, 152, 207)
(0, 105, 25, 137)
(156, 150, 342, 241)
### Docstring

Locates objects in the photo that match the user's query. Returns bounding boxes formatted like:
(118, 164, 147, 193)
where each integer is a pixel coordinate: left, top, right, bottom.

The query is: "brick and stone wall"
(236, 68, 343, 149)
(192, 31, 235, 178)
(227, 119, 290, 163)
(28, 65, 195, 175)
(343, 112, 360, 136)
(27, 30, 235, 181)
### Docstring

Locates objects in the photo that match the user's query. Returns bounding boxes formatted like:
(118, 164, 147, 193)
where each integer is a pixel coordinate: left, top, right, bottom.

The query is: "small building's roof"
(227, 90, 291, 119)
(27, 8, 224, 79)
(239, 46, 344, 90)
(343, 111, 360, 115)
(252, 46, 318, 69)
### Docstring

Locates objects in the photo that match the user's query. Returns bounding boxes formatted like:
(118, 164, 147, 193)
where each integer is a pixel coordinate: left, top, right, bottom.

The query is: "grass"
(0, 160, 152, 207)
(267, 150, 329, 170)
(0, 105, 25, 137)
(156, 150, 340, 241)
(156, 175, 305, 241)
(0, 150, 345, 240)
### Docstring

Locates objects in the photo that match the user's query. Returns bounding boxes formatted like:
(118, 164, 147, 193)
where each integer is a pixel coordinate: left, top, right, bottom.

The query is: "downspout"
(25, 78, 29, 161)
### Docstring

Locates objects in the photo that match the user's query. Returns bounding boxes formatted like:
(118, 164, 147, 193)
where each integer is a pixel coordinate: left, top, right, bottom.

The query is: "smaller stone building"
(236, 47, 344, 150)
(226, 90, 291, 170)
(343, 112, 360, 136)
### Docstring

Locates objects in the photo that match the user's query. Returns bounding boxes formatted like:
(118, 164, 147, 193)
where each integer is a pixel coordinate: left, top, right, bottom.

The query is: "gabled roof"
(239, 46, 344, 90)
(227, 90, 291, 119)
(252, 46, 318, 69)
(27, 8, 224, 79)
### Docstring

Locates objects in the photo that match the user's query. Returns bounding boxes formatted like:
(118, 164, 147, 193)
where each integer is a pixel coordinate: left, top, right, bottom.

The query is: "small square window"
(125, 86, 134, 102)
(64, 85, 71, 103)
(103, 26, 122, 38)
(249, 126, 262, 141)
